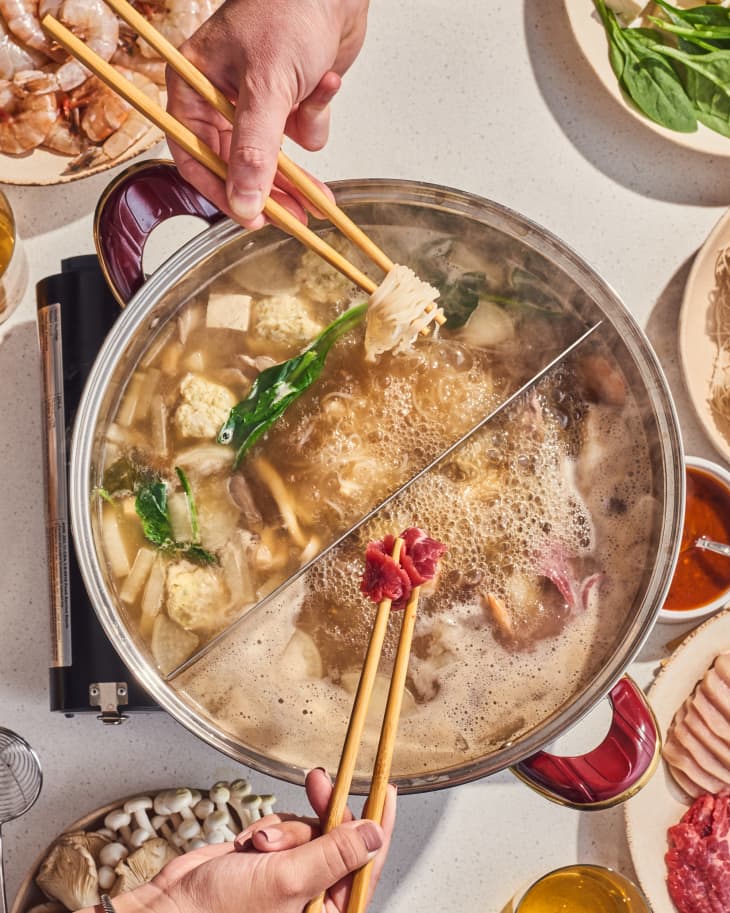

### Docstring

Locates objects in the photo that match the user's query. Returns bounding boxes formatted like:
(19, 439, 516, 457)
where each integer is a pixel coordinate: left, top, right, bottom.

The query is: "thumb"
(283, 819, 384, 901)
(226, 76, 293, 225)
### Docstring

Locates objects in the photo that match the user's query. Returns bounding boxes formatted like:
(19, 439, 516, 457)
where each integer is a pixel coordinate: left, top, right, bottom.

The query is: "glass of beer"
(514, 865, 651, 913)
(0, 189, 29, 324)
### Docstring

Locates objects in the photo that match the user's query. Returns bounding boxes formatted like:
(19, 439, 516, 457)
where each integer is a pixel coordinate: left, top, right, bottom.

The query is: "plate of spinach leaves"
(565, 0, 730, 155)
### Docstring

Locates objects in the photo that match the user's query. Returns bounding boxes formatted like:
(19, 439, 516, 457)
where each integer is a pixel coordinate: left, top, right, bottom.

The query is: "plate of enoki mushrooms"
(0, 0, 222, 185)
(680, 209, 730, 465)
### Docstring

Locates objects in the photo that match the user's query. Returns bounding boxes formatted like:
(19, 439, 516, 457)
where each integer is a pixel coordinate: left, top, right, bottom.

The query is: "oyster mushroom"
(27, 903, 66, 913)
(36, 834, 101, 910)
(111, 838, 178, 895)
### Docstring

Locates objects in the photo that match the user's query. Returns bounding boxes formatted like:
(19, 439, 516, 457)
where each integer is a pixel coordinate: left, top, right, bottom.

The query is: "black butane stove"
(37, 255, 158, 723)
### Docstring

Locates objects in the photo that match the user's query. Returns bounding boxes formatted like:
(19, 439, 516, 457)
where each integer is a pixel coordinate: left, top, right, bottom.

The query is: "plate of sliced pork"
(625, 609, 730, 913)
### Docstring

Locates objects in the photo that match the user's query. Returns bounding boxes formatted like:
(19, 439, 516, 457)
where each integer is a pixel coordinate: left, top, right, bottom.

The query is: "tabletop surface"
(1, 1, 729, 911)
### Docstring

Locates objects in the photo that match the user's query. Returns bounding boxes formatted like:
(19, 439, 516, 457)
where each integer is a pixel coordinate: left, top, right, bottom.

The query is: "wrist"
(77, 883, 181, 913)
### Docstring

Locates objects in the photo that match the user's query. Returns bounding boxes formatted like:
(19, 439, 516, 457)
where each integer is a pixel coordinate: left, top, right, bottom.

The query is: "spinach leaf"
(653, 0, 730, 31)
(219, 302, 368, 467)
(135, 473, 217, 564)
(135, 479, 175, 549)
(441, 272, 488, 328)
(651, 18, 730, 43)
(102, 455, 155, 497)
(659, 45, 730, 137)
(593, 0, 698, 132)
(176, 466, 200, 544)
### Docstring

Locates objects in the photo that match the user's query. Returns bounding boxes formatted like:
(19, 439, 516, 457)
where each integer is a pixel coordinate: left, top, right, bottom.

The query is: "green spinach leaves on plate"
(593, 0, 730, 138)
(218, 301, 368, 468)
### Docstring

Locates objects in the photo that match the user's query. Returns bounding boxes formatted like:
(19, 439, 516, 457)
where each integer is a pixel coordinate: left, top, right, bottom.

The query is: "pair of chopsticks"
(304, 536, 420, 913)
(42, 1, 444, 332)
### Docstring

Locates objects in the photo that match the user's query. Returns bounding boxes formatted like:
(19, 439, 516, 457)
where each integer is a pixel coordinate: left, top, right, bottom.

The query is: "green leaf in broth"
(441, 272, 488, 329)
(219, 302, 368, 467)
(180, 543, 218, 565)
(134, 474, 218, 563)
(175, 466, 200, 544)
(102, 455, 156, 497)
(135, 479, 175, 550)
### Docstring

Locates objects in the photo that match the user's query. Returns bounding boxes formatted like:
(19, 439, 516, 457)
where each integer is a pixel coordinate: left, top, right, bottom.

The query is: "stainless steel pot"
(70, 162, 684, 805)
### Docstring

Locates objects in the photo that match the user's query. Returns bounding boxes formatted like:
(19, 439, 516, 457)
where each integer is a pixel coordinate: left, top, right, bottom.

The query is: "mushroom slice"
(111, 838, 178, 894)
(36, 835, 101, 910)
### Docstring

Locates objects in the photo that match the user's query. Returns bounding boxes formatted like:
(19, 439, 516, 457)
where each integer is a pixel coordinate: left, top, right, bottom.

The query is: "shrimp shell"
(0, 0, 56, 55)
(0, 69, 58, 154)
(0, 17, 48, 80)
(135, 0, 217, 59)
(39, 0, 119, 91)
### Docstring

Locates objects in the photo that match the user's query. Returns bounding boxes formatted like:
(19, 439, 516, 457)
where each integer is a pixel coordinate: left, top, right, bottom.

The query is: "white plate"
(679, 209, 730, 464)
(564, 1, 730, 157)
(625, 609, 730, 913)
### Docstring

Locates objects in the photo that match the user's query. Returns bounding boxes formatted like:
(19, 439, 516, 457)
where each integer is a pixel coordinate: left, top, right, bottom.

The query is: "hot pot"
(70, 162, 683, 806)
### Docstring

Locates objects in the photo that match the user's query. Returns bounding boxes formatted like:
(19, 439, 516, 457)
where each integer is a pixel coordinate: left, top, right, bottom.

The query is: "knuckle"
(231, 143, 268, 170)
(325, 829, 364, 876)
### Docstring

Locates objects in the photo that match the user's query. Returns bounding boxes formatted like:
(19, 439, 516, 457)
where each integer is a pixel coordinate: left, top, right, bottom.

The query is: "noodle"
(709, 247, 730, 424)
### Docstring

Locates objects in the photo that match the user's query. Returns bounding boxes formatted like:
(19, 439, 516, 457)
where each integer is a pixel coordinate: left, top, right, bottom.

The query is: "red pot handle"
(94, 159, 225, 307)
(511, 676, 660, 809)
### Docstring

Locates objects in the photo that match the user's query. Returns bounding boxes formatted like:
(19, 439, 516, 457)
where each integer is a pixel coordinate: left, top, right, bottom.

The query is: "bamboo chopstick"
(304, 537, 408, 913)
(41, 13, 378, 295)
(345, 583, 421, 913)
(96, 0, 445, 327)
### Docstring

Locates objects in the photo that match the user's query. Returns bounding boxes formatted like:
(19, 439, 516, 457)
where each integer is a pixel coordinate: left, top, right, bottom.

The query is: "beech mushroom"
(193, 797, 214, 820)
(203, 810, 236, 842)
(123, 797, 155, 835)
(98, 867, 116, 892)
(104, 810, 132, 846)
(99, 843, 128, 868)
(227, 780, 251, 828)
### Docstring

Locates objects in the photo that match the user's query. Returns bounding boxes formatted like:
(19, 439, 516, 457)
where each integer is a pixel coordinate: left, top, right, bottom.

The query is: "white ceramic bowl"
(659, 456, 730, 624)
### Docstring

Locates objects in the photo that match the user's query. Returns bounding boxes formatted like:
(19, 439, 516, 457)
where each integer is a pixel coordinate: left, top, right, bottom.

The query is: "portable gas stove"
(37, 255, 158, 724)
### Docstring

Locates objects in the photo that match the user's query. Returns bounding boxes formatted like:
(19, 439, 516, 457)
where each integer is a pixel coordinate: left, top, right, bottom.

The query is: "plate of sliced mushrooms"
(10, 780, 276, 913)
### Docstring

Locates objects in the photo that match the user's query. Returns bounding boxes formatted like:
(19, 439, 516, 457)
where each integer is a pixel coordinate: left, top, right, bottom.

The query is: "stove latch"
(89, 682, 129, 724)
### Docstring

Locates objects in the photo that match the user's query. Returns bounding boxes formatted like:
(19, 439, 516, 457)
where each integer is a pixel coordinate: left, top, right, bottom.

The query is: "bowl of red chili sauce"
(660, 456, 730, 623)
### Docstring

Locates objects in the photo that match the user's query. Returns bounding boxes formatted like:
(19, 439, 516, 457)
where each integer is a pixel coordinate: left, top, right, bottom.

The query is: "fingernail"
(234, 827, 254, 852)
(306, 766, 330, 781)
(229, 188, 263, 221)
(256, 826, 283, 844)
(355, 821, 383, 857)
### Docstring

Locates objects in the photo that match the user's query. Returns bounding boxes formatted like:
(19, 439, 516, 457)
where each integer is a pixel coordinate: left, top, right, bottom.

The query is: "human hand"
(166, 0, 369, 228)
(105, 770, 396, 913)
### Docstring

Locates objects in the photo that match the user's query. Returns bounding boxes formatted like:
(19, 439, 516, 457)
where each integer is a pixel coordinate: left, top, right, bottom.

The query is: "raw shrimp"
(111, 45, 165, 84)
(0, 69, 58, 154)
(39, 0, 119, 91)
(68, 73, 130, 142)
(134, 0, 216, 58)
(42, 113, 85, 153)
(0, 0, 55, 55)
(100, 69, 158, 159)
(0, 17, 47, 79)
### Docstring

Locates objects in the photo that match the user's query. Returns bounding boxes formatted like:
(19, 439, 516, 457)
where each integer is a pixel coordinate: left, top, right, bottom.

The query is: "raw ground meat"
(360, 527, 447, 609)
(666, 791, 730, 913)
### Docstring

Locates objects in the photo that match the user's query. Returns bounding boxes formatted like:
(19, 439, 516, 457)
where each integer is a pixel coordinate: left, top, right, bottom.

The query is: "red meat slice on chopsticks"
(361, 527, 447, 610)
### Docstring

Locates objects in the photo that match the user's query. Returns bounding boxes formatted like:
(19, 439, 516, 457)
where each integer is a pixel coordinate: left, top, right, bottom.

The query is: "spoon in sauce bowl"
(695, 537, 730, 558)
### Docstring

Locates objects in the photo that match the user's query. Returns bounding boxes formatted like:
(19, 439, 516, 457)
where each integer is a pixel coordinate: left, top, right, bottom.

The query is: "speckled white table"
(1, 2, 729, 911)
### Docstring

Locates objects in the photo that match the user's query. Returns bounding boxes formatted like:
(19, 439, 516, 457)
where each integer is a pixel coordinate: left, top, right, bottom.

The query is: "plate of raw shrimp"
(0, 0, 219, 185)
